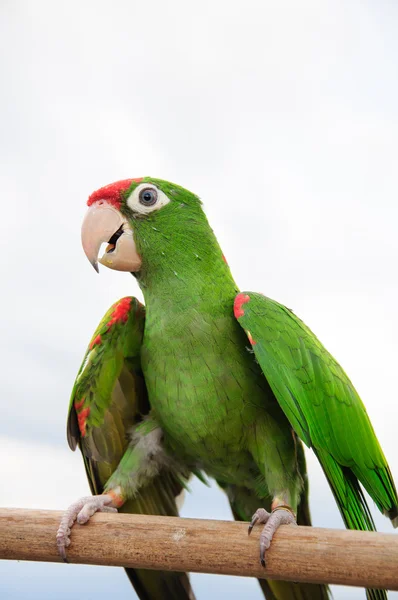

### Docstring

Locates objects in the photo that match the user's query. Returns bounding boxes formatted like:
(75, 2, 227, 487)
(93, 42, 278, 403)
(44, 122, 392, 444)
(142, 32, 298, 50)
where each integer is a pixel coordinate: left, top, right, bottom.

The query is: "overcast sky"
(1, 1, 398, 599)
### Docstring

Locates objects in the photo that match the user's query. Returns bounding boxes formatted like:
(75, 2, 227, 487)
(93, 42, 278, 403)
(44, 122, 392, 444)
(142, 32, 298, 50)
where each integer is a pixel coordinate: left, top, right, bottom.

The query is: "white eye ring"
(126, 183, 170, 215)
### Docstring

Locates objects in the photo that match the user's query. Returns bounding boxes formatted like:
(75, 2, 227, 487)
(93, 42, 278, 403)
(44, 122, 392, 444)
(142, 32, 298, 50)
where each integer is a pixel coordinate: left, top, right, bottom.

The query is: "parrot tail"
(117, 488, 197, 600)
(315, 448, 388, 600)
(125, 568, 195, 600)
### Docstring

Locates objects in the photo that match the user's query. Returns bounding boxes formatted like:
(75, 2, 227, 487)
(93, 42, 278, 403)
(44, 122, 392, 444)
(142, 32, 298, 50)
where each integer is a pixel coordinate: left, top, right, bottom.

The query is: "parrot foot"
(56, 494, 117, 562)
(248, 506, 297, 567)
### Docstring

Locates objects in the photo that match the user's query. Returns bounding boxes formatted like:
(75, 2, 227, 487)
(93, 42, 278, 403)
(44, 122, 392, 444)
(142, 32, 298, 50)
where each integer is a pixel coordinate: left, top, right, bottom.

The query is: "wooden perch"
(0, 508, 397, 590)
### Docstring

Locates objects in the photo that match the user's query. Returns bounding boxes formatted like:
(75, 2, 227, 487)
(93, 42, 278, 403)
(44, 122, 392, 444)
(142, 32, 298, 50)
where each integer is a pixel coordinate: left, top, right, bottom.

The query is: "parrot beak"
(81, 201, 142, 272)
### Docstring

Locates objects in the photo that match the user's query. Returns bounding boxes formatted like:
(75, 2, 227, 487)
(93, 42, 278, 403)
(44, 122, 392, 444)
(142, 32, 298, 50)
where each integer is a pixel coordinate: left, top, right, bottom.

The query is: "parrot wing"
(234, 292, 398, 531)
(67, 296, 195, 600)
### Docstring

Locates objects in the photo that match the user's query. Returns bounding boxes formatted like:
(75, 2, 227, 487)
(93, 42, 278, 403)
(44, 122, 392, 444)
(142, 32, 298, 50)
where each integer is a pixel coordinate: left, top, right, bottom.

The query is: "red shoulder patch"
(87, 178, 143, 209)
(74, 397, 85, 411)
(77, 406, 90, 437)
(234, 293, 250, 318)
(89, 334, 102, 350)
(107, 297, 132, 329)
(74, 398, 90, 437)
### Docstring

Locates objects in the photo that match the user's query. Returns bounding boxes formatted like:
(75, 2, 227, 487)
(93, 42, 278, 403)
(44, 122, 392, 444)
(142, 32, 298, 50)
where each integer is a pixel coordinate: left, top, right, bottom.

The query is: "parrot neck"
(134, 225, 239, 316)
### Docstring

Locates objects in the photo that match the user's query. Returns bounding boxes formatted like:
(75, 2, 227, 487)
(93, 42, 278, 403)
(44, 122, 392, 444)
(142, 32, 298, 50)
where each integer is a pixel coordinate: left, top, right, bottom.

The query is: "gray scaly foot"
(248, 506, 297, 566)
(56, 494, 117, 561)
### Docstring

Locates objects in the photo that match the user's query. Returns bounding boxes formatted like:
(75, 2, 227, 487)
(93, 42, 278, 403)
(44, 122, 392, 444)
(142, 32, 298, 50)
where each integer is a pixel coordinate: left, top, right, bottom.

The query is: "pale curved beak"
(81, 201, 142, 272)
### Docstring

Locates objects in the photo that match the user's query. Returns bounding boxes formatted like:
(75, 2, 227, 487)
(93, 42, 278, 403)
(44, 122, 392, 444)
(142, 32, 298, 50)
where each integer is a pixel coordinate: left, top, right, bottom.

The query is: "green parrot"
(57, 177, 397, 600)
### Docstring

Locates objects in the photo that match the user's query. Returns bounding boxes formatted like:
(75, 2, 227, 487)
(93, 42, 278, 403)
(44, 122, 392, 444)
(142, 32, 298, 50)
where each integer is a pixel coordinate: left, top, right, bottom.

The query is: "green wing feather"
(234, 292, 397, 523)
(67, 296, 195, 600)
(235, 292, 397, 600)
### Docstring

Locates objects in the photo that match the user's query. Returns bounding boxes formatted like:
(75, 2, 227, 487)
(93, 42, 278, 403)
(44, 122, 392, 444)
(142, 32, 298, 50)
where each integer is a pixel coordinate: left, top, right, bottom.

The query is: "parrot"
(57, 177, 398, 600)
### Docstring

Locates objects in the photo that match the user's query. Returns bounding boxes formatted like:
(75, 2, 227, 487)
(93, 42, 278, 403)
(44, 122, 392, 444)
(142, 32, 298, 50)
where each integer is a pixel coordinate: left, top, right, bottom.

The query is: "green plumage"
(235, 293, 397, 521)
(69, 177, 397, 600)
(68, 298, 194, 599)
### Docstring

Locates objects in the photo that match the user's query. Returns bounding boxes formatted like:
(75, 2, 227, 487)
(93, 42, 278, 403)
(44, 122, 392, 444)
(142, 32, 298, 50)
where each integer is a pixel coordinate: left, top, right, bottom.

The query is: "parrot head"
(81, 177, 205, 274)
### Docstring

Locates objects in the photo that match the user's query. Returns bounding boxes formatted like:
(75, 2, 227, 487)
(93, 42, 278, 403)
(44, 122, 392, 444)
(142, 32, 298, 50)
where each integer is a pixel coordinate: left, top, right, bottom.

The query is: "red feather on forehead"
(87, 178, 143, 209)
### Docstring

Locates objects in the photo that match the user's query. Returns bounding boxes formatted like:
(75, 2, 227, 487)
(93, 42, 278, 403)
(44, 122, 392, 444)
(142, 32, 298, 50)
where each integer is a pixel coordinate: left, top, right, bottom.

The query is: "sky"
(1, 0, 398, 598)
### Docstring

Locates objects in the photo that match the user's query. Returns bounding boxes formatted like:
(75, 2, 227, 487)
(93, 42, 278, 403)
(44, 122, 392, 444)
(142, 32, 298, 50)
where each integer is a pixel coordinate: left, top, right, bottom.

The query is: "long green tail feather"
(124, 567, 194, 600)
(121, 484, 195, 600)
(316, 448, 387, 600)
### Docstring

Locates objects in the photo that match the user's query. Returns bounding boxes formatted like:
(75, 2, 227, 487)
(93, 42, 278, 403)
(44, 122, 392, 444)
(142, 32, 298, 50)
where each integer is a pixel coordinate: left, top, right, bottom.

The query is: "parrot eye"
(139, 188, 158, 206)
(126, 182, 170, 214)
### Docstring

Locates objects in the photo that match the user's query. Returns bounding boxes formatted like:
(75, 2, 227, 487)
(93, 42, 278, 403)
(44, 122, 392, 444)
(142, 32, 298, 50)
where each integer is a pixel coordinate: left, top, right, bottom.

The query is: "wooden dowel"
(0, 508, 397, 590)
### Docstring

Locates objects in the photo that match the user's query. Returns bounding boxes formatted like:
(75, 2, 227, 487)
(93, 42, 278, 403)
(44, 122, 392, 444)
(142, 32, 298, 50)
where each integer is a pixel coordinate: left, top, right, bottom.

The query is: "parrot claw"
(249, 506, 297, 567)
(56, 494, 116, 561)
(248, 508, 269, 534)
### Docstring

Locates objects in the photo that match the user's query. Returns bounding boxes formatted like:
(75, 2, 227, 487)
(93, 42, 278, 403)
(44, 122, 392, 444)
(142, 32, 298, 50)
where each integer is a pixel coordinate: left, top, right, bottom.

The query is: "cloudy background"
(1, 1, 398, 598)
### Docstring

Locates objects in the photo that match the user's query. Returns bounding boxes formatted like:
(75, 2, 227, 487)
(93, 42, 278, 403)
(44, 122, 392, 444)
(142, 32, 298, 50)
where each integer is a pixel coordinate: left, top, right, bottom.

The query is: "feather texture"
(235, 292, 398, 600)
(74, 177, 397, 600)
(67, 297, 195, 600)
